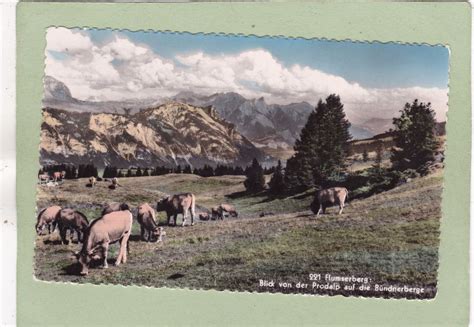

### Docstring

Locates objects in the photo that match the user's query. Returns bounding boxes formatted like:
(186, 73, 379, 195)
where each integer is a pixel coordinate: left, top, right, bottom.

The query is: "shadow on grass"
(42, 239, 63, 245)
(168, 273, 185, 280)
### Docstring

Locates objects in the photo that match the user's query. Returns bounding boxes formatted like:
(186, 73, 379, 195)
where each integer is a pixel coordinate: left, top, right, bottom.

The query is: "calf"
(56, 208, 89, 244)
(311, 187, 349, 216)
(76, 210, 133, 275)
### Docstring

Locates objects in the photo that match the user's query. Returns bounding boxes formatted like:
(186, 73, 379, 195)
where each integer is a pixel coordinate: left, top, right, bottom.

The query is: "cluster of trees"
(243, 95, 439, 196)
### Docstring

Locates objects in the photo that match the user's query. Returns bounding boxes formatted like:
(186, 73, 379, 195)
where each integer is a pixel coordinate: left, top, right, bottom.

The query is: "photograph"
(34, 27, 448, 299)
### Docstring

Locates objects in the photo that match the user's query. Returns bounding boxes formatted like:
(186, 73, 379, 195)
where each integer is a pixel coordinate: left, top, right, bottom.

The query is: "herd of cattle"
(37, 173, 349, 275)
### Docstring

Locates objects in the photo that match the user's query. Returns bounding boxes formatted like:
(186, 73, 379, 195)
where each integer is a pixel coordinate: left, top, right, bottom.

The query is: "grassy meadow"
(34, 170, 442, 299)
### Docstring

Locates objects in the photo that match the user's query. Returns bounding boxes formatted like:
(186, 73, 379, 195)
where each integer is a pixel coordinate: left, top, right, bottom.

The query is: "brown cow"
(219, 204, 238, 218)
(101, 202, 130, 216)
(89, 176, 97, 187)
(36, 205, 61, 234)
(38, 173, 50, 184)
(211, 204, 238, 220)
(311, 187, 349, 216)
(156, 193, 196, 227)
(56, 208, 89, 244)
(51, 171, 66, 182)
(76, 210, 133, 275)
(137, 203, 163, 242)
(211, 206, 221, 220)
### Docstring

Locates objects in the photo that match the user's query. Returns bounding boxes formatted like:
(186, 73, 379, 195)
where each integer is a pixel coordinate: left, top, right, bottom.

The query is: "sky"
(45, 27, 449, 121)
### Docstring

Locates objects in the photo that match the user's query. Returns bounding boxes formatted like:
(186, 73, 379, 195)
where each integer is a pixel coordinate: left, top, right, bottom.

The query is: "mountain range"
(41, 76, 398, 167)
(41, 103, 264, 168)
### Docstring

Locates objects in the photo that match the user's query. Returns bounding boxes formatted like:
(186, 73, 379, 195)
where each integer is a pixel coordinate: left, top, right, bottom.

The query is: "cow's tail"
(345, 188, 349, 201)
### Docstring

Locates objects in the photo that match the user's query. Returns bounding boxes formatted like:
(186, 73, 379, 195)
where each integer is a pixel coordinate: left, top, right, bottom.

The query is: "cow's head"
(74, 251, 91, 276)
(156, 197, 169, 212)
(310, 198, 320, 214)
(153, 227, 166, 242)
(35, 222, 45, 235)
(119, 203, 130, 211)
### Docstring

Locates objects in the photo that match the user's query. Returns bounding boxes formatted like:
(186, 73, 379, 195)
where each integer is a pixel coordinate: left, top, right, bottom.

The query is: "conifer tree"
(136, 167, 143, 177)
(284, 94, 351, 190)
(362, 149, 369, 162)
(244, 158, 266, 193)
(268, 160, 285, 194)
(391, 99, 439, 173)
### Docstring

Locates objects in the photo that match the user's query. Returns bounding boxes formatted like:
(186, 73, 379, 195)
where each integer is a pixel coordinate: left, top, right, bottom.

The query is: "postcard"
(16, 2, 471, 326)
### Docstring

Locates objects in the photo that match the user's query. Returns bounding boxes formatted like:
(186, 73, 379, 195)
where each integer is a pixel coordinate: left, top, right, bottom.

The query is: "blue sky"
(87, 29, 449, 90)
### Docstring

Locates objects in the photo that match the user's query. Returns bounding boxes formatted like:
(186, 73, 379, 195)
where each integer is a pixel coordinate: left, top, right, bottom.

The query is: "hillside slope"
(35, 172, 441, 299)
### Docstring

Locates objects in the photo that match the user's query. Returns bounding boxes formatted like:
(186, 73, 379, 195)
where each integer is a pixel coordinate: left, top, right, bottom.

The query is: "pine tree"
(244, 158, 266, 193)
(391, 99, 439, 173)
(144, 168, 150, 176)
(183, 165, 192, 174)
(136, 167, 143, 177)
(374, 141, 383, 168)
(126, 169, 133, 178)
(284, 94, 351, 190)
(268, 160, 285, 194)
(362, 149, 369, 162)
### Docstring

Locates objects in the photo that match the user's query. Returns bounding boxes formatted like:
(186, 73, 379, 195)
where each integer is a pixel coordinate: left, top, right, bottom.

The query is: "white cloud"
(46, 27, 93, 53)
(45, 29, 449, 121)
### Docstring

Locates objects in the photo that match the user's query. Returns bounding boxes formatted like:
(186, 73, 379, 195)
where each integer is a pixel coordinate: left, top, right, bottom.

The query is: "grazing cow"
(211, 206, 221, 220)
(219, 204, 238, 218)
(101, 202, 130, 216)
(311, 187, 349, 216)
(38, 173, 50, 184)
(52, 171, 66, 182)
(56, 208, 89, 244)
(76, 210, 133, 275)
(211, 204, 238, 220)
(36, 205, 61, 234)
(111, 177, 121, 187)
(89, 176, 97, 187)
(156, 193, 196, 227)
(137, 203, 163, 242)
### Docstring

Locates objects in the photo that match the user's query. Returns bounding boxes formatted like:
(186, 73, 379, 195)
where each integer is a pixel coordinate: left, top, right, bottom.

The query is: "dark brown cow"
(137, 203, 163, 242)
(36, 205, 61, 234)
(311, 187, 349, 216)
(156, 193, 196, 227)
(56, 208, 89, 244)
(211, 206, 221, 220)
(76, 210, 133, 275)
(101, 202, 130, 216)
